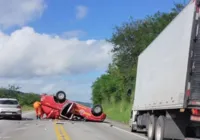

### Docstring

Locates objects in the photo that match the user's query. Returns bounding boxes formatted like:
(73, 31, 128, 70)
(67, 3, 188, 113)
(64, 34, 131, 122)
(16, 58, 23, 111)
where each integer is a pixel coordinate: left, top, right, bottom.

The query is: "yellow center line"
(54, 122, 62, 140)
(60, 124, 71, 140)
(53, 120, 71, 140)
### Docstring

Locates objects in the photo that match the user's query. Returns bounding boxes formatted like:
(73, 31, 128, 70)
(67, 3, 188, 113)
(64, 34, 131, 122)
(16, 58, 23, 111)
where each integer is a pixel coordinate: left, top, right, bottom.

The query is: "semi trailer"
(129, 0, 200, 140)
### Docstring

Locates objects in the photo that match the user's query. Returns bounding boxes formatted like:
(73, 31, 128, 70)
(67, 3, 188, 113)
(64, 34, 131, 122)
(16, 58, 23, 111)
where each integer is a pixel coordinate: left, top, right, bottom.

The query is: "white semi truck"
(129, 0, 200, 140)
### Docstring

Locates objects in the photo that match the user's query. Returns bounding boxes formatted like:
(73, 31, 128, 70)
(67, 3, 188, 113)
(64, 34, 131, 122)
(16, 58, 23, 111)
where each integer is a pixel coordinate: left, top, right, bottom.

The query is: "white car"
(0, 98, 22, 120)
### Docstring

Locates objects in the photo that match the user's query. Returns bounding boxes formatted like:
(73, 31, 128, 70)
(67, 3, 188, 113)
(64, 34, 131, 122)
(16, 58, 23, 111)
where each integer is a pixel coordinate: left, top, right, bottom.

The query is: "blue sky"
(6, 0, 189, 39)
(36, 0, 188, 39)
(0, 0, 189, 103)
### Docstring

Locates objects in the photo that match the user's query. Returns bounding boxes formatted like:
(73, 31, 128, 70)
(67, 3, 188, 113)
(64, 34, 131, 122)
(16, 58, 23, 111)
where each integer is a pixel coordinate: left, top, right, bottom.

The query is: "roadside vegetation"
(0, 85, 40, 111)
(91, 3, 186, 124)
(0, 85, 92, 111)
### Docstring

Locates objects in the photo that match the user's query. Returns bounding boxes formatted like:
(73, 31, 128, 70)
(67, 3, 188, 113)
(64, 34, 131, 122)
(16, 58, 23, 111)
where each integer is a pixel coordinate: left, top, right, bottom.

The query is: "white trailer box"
(130, 1, 200, 140)
(133, 1, 196, 110)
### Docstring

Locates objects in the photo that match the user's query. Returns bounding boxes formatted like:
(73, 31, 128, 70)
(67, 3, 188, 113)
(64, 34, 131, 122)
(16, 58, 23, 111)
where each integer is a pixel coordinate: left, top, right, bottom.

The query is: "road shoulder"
(105, 119, 130, 131)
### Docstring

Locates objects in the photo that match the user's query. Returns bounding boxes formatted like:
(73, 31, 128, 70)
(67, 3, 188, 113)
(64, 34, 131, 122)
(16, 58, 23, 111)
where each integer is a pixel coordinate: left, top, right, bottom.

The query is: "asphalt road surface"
(0, 111, 147, 140)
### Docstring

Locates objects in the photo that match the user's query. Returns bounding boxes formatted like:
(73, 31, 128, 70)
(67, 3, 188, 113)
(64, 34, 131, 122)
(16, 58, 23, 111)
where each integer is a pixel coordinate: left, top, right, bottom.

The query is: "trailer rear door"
(187, 1, 200, 105)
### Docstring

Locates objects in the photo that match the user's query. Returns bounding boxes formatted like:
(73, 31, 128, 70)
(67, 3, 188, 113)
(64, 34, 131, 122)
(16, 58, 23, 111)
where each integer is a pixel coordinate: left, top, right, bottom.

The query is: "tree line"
(0, 85, 40, 106)
(91, 3, 185, 106)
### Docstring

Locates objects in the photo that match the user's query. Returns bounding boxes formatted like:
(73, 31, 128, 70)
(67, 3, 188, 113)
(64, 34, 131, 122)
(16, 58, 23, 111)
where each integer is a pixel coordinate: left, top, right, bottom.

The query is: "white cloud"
(0, 26, 113, 78)
(0, 0, 46, 29)
(75, 5, 88, 20)
(0, 25, 112, 102)
(40, 84, 55, 93)
(0, 1, 110, 103)
(61, 30, 87, 38)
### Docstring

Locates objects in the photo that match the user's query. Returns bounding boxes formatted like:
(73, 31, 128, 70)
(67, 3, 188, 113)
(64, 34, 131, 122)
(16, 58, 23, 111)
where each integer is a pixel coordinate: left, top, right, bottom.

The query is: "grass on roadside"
(102, 100, 132, 124)
(22, 105, 34, 111)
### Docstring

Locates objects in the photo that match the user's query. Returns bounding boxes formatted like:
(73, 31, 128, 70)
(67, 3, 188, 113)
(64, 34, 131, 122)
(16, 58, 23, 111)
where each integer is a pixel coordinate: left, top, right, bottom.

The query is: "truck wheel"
(16, 115, 22, 120)
(131, 124, 137, 132)
(147, 115, 157, 140)
(56, 91, 66, 102)
(155, 116, 165, 140)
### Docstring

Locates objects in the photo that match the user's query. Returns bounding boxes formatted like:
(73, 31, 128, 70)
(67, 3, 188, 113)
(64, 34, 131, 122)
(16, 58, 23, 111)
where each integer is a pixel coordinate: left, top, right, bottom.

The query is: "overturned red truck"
(40, 91, 106, 122)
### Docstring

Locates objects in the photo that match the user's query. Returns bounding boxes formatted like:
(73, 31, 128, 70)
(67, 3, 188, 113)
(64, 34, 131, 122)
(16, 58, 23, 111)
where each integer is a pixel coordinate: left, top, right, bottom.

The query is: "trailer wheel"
(131, 124, 137, 132)
(147, 115, 157, 140)
(155, 116, 165, 140)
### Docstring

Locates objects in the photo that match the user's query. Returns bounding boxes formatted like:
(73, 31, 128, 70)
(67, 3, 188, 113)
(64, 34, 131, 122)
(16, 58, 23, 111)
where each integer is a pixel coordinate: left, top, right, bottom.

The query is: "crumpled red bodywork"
(40, 94, 106, 122)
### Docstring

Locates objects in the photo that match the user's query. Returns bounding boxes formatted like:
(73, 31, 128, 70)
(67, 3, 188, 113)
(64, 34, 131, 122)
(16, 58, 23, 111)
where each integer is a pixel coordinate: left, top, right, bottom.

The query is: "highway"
(0, 111, 147, 140)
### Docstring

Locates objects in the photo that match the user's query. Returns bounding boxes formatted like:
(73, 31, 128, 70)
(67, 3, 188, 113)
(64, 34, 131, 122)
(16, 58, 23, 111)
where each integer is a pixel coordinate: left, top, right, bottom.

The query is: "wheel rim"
(94, 106, 101, 113)
(148, 123, 153, 138)
(58, 93, 64, 99)
(156, 123, 161, 140)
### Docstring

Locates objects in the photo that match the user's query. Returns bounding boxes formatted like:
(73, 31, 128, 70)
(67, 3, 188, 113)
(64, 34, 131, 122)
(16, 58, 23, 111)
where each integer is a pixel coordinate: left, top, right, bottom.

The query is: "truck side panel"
(133, 1, 196, 110)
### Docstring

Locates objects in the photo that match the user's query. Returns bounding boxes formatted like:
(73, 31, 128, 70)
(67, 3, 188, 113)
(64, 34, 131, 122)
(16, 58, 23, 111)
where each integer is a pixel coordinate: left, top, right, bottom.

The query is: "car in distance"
(0, 98, 22, 120)
(40, 91, 106, 122)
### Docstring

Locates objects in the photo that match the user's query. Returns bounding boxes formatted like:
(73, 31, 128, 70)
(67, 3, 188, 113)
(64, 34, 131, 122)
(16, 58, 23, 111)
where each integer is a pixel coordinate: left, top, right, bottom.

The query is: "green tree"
(91, 3, 185, 122)
(0, 84, 40, 106)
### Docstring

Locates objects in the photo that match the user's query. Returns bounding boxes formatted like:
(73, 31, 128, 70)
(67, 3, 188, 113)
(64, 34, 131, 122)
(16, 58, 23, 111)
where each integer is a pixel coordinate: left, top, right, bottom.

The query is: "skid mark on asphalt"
(53, 120, 71, 140)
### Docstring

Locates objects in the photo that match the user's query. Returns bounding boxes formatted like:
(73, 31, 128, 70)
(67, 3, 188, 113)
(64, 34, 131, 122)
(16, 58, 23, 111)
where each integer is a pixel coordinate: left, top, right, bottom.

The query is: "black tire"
(16, 115, 22, 120)
(83, 118, 87, 122)
(56, 91, 66, 102)
(91, 104, 103, 116)
(147, 115, 157, 140)
(131, 124, 137, 132)
(155, 116, 165, 140)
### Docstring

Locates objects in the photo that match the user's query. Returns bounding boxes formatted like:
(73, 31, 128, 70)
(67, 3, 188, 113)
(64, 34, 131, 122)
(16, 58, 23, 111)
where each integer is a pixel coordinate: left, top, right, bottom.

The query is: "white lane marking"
(14, 127, 27, 131)
(4, 137, 11, 139)
(0, 136, 11, 139)
(102, 123, 147, 140)
(37, 124, 45, 127)
(111, 125, 147, 140)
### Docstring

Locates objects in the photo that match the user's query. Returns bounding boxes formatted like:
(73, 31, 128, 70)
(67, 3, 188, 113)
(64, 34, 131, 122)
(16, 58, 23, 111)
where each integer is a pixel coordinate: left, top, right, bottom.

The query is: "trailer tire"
(137, 115, 143, 126)
(155, 116, 165, 140)
(147, 115, 157, 140)
(131, 124, 137, 132)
